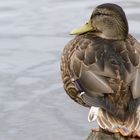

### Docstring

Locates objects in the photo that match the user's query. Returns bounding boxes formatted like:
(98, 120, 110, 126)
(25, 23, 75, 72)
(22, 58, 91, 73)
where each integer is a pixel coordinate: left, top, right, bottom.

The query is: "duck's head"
(70, 3, 128, 40)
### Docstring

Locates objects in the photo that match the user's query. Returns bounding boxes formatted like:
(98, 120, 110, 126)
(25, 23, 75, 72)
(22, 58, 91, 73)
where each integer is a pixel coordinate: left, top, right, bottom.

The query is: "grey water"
(0, 0, 140, 140)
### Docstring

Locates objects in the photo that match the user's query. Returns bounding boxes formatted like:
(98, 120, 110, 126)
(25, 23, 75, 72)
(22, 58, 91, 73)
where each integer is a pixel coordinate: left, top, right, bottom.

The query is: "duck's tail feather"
(82, 93, 105, 108)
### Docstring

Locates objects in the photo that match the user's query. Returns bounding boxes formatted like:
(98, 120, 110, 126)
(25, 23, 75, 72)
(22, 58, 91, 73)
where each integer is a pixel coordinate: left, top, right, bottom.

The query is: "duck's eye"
(95, 12, 102, 16)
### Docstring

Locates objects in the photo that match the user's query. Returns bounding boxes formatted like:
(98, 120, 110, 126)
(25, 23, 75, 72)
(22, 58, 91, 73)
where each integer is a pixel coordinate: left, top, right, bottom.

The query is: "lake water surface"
(0, 0, 140, 140)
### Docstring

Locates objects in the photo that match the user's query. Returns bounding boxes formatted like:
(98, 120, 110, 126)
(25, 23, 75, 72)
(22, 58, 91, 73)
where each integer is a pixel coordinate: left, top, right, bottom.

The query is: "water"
(0, 0, 140, 140)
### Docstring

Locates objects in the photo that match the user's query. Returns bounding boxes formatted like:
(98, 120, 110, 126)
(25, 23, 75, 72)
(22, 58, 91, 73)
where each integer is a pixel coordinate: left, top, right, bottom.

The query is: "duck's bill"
(70, 20, 93, 35)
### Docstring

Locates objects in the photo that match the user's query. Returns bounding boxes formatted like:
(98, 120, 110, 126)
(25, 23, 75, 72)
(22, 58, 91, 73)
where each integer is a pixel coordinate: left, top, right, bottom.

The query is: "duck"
(61, 3, 140, 137)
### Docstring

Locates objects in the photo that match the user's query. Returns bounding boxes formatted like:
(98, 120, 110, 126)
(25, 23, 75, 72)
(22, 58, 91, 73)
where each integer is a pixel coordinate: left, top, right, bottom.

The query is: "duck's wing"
(61, 35, 115, 107)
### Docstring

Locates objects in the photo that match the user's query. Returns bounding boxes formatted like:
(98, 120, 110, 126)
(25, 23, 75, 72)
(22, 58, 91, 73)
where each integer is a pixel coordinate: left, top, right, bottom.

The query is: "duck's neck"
(94, 28, 128, 40)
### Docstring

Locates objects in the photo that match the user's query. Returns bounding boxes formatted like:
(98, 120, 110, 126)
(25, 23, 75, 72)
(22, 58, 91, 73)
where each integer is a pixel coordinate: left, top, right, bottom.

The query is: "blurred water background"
(0, 0, 140, 140)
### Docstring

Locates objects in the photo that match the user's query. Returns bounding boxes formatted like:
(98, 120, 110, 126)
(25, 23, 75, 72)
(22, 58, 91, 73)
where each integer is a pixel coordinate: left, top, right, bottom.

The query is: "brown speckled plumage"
(61, 3, 140, 136)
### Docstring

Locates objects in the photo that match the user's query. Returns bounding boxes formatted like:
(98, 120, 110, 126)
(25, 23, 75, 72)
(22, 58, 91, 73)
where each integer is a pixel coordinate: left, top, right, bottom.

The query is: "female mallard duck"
(61, 3, 140, 137)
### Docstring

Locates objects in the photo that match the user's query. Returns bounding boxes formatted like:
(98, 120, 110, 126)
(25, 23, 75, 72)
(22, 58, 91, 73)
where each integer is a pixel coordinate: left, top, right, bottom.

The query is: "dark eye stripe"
(95, 12, 110, 16)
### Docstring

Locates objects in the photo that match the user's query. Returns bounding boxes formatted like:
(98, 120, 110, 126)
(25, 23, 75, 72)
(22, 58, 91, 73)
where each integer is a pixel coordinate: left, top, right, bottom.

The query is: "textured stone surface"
(86, 131, 139, 140)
